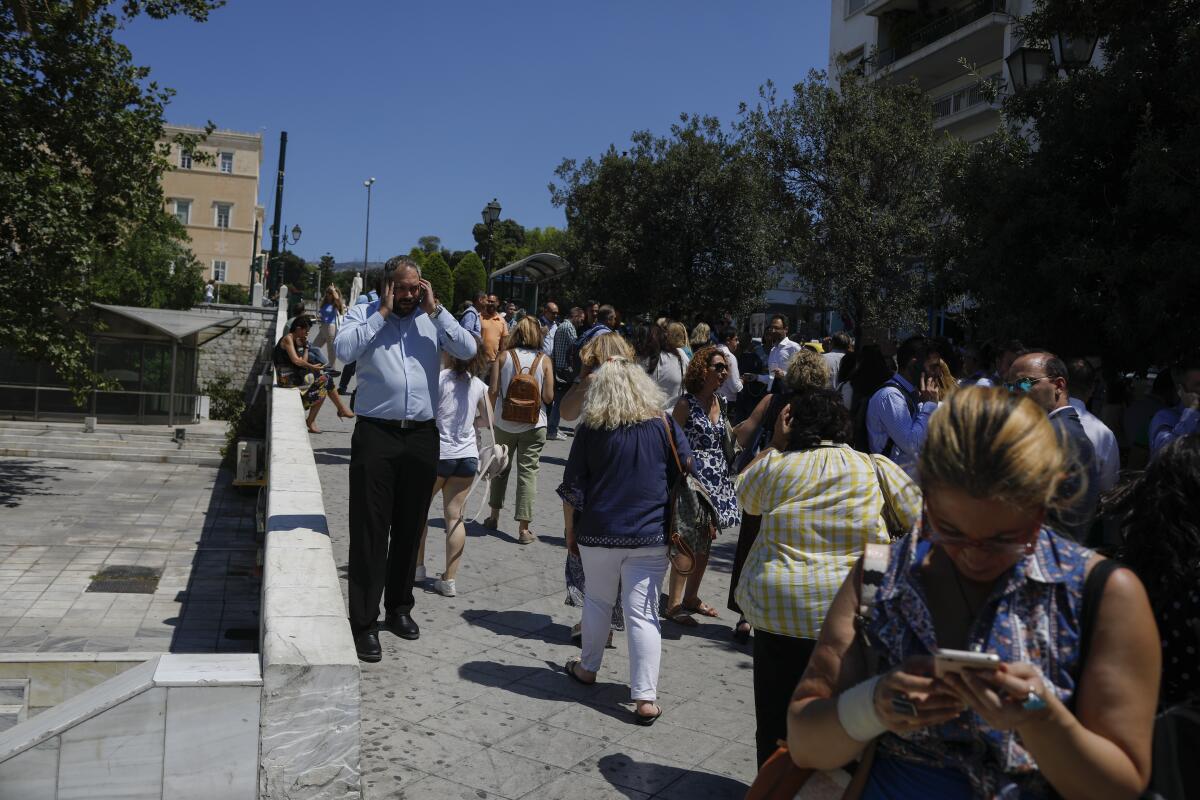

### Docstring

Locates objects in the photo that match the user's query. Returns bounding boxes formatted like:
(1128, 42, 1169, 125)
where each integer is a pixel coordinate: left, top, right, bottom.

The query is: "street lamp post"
(362, 178, 375, 289)
(270, 222, 302, 300)
(482, 197, 501, 295)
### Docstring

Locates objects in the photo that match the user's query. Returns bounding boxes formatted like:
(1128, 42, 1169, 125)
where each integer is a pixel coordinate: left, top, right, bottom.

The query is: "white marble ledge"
(153, 654, 262, 688)
(268, 460, 322, 489)
(263, 616, 357, 669)
(0, 652, 160, 664)
(266, 488, 328, 519)
(268, 528, 335, 551)
(0, 657, 159, 762)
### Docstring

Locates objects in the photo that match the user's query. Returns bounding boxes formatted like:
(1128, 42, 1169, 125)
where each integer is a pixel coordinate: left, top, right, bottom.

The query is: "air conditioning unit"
(235, 438, 266, 485)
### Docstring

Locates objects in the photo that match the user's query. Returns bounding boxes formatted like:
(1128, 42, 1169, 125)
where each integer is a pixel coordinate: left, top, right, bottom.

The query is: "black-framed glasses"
(1004, 376, 1048, 394)
(710, 362, 730, 373)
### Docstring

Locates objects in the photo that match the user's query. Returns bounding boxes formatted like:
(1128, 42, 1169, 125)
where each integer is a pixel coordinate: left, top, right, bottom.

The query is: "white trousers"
(578, 544, 669, 701)
(311, 323, 338, 370)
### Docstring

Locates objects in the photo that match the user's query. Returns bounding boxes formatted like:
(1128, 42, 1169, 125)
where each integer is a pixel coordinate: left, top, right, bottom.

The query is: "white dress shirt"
(715, 344, 743, 403)
(1068, 397, 1119, 492)
(754, 337, 803, 391)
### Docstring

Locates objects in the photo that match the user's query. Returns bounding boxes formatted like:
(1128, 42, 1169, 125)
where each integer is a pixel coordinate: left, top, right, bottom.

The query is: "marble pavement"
(308, 402, 849, 800)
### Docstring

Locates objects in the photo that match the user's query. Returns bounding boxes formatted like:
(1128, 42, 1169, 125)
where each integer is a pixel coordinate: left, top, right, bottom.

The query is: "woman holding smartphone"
(785, 387, 1160, 799)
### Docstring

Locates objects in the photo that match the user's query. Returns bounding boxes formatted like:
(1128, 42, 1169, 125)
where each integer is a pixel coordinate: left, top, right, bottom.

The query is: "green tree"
(422, 251, 452, 309)
(417, 235, 441, 254)
(737, 72, 962, 337)
(0, 0, 221, 392)
(317, 253, 336, 295)
(472, 218, 525, 272)
(407, 247, 426, 267)
(518, 226, 571, 259)
(551, 114, 789, 319)
(452, 251, 487, 310)
(90, 211, 204, 309)
(945, 0, 1200, 368)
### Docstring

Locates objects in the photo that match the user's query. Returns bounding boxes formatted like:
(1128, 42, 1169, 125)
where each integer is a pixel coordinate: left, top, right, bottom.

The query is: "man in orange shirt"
(480, 294, 507, 369)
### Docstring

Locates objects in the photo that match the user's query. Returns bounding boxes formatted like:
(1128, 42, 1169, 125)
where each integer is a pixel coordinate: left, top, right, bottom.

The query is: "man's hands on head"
(379, 278, 394, 318)
(419, 278, 437, 316)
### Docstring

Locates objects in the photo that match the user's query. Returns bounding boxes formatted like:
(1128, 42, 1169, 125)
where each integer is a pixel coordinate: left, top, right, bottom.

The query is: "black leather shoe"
(385, 612, 420, 640)
(355, 631, 381, 663)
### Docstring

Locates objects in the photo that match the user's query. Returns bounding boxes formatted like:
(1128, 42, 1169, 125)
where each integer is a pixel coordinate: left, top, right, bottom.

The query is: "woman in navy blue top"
(558, 354, 691, 725)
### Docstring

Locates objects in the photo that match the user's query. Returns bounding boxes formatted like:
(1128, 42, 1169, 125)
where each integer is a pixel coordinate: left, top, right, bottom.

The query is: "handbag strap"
(866, 453, 903, 538)
(1077, 558, 1120, 675)
(662, 414, 683, 474)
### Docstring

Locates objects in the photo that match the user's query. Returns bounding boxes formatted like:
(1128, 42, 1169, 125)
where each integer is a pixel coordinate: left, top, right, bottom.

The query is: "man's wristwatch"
(429, 304, 444, 319)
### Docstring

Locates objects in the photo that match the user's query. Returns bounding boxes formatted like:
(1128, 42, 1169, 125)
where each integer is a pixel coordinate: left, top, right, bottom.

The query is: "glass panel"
(37, 387, 86, 415)
(95, 392, 141, 421)
(0, 349, 38, 385)
(0, 387, 36, 416)
(174, 348, 197, 395)
(141, 344, 173, 393)
(35, 361, 71, 387)
(96, 340, 142, 392)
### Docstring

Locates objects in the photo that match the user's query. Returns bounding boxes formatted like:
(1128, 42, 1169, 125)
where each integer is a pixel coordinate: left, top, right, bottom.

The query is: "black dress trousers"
(752, 629, 818, 768)
(347, 416, 439, 633)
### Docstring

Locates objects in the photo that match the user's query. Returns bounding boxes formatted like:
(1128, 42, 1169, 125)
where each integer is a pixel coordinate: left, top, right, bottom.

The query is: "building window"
(220, 152, 234, 174)
(215, 203, 232, 229)
(845, 0, 867, 16)
(173, 199, 191, 225)
(212, 260, 227, 282)
(179, 149, 192, 169)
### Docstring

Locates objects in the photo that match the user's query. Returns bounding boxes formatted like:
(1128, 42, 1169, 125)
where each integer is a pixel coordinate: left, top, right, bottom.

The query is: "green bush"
(216, 284, 250, 305)
(452, 252, 487, 309)
(201, 372, 245, 421)
(422, 251, 453, 310)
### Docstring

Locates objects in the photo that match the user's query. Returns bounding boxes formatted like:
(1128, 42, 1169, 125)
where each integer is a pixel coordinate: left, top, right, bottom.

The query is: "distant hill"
(333, 260, 385, 273)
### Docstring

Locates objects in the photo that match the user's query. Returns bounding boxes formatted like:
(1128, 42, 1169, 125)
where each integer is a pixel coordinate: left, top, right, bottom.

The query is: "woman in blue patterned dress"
(783, 387, 1160, 799)
(664, 345, 742, 626)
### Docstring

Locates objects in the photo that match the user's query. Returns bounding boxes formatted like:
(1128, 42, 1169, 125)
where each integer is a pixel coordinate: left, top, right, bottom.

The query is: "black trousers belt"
(358, 415, 436, 431)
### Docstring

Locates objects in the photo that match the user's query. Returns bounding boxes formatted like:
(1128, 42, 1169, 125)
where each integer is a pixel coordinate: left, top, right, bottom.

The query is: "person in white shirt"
(1066, 357, 1120, 493)
(416, 351, 492, 597)
(714, 326, 743, 412)
(748, 314, 803, 392)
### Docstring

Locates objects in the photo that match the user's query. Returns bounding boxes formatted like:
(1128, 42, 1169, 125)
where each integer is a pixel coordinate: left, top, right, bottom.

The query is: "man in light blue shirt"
(335, 257, 476, 663)
(538, 301, 560, 356)
(866, 336, 943, 480)
(458, 291, 484, 340)
(1150, 359, 1200, 458)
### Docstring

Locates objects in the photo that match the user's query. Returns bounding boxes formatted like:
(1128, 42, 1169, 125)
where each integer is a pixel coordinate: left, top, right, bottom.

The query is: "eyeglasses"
(925, 512, 1034, 556)
(710, 363, 729, 373)
(1003, 376, 1048, 394)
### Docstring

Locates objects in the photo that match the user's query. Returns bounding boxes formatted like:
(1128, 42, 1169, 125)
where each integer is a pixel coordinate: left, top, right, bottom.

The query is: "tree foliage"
(417, 235, 440, 254)
(422, 251, 453, 310)
(551, 114, 790, 320)
(738, 71, 962, 336)
(0, 0, 221, 391)
(472, 219, 525, 272)
(317, 253, 336, 294)
(90, 211, 204, 308)
(945, 0, 1200, 368)
(452, 251, 487, 310)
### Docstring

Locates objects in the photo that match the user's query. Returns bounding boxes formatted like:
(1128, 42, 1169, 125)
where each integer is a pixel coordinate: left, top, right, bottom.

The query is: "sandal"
(518, 529, 536, 545)
(565, 658, 595, 686)
(733, 618, 752, 644)
(664, 606, 699, 627)
(633, 705, 662, 724)
(483, 516, 499, 530)
(682, 598, 720, 618)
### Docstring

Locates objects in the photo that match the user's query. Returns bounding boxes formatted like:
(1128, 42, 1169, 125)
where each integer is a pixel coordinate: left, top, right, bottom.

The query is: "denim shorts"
(436, 457, 478, 478)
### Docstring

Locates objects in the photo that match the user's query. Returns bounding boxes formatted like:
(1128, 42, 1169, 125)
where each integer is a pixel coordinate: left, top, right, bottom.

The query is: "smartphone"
(933, 648, 1000, 676)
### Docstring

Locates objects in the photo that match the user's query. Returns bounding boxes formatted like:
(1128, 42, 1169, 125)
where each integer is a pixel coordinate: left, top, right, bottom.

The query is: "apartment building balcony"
(863, 0, 919, 16)
(867, 0, 1009, 89)
(930, 75, 1004, 141)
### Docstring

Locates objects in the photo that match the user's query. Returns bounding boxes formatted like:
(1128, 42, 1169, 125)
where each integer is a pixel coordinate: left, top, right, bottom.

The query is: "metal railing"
(931, 73, 1003, 120)
(868, 0, 1007, 73)
(0, 384, 199, 424)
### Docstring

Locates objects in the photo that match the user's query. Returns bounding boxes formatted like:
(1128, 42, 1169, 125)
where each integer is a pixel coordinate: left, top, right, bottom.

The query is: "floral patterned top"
(681, 394, 740, 530)
(865, 526, 1093, 799)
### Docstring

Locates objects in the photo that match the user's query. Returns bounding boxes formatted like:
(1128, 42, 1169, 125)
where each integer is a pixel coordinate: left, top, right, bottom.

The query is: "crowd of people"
(273, 256, 1198, 798)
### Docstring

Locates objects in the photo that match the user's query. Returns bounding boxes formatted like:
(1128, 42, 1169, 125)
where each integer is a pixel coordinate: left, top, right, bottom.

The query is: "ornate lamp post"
(482, 197, 501, 294)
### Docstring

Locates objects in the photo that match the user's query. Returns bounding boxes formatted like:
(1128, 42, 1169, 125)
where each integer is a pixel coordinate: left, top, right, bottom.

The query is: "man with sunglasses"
(1005, 351, 1099, 543)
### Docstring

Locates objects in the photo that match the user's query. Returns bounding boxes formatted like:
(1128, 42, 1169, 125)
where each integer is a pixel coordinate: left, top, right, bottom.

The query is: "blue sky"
(118, 1, 830, 264)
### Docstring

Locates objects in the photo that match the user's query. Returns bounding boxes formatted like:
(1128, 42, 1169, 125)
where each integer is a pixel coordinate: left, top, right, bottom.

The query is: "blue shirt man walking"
(335, 257, 477, 662)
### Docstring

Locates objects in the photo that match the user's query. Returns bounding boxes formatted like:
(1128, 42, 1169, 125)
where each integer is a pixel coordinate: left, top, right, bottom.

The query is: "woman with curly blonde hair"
(558, 351, 693, 725)
(663, 345, 742, 626)
(666, 321, 693, 359)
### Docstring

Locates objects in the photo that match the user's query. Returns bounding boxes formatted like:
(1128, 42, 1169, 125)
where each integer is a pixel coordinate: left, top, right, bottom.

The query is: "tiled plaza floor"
(310, 402, 849, 800)
(0, 457, 259, 654)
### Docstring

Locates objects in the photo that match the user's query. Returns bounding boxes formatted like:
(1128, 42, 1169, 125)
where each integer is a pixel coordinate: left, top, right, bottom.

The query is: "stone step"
(0, 422, 227, 444)
(0, 445, 222, 467)
(0, 707, 21, 733)
(0, 680, 28, 733)
(0, 432, 222, 454)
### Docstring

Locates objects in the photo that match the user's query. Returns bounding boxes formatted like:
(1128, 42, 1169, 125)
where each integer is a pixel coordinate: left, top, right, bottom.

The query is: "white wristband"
(837, 675, 887, 742)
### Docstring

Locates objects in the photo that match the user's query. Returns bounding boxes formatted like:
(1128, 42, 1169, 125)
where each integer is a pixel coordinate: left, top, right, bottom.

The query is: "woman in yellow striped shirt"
(735, 388, 920, 766)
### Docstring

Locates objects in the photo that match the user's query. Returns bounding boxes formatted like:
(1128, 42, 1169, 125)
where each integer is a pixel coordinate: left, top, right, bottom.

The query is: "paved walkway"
(0, 456, 259, 654)
(310, 403, 848, 800)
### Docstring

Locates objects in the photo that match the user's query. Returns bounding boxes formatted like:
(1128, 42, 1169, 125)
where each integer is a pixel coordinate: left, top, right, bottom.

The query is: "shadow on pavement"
(460, 609, 574, 645)
(0, 458, 68, 508)
(312, 446, 351, 466)
(168, 467, 261, 653)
